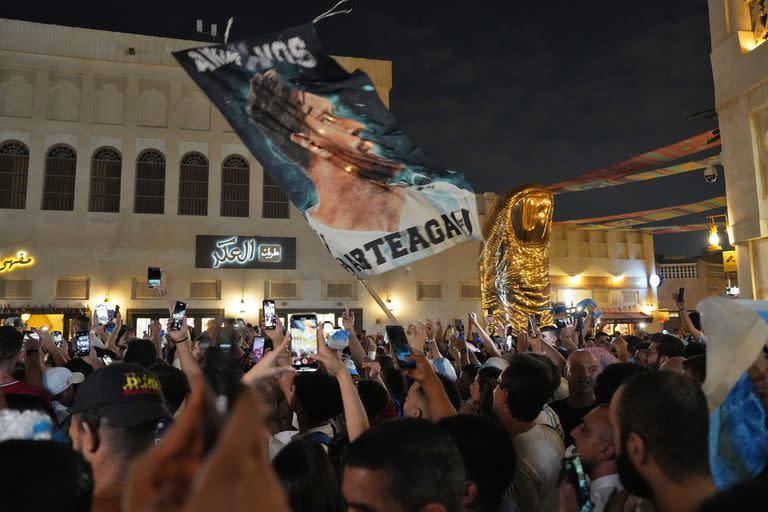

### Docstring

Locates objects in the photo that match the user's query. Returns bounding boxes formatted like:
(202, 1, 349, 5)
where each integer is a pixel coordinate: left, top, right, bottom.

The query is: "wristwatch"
(172, 336, 190, 344)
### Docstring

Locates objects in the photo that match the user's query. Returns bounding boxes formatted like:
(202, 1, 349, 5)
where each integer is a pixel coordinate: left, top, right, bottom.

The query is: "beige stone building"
(708, 1, 768, 299)
(0, 19, 660, 337)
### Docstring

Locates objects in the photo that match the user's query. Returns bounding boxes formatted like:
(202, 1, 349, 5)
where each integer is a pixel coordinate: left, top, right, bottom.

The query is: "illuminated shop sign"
(195, 235, 296, 269)
(0, 251, 34, 273)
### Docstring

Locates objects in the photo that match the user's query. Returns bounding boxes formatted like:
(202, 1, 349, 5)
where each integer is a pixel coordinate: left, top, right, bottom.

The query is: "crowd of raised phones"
(1, 276, 767, 512)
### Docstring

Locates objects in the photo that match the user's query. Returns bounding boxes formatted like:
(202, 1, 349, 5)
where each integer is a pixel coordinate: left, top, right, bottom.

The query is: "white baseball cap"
(480, 357, 509, 372)
(42, 367, 85, 396)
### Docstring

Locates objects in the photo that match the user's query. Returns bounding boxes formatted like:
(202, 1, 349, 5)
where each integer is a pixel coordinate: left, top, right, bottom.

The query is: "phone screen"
(386, 325, 414, 369)
(251, 336, 265, 364)
(75, 331, 90, 357)
(101, 355, 113, 366)
(678, 287, 685, 303)
(52, 331, 63, 348)
(171, 301, 187, 331)
(95, 304, 108, 325)
(263, 300, 276, 330)
(148, 267, 161, 288)
(563, 455, 592, 509)
(24, 330, 40, 341)
(290, 314, 318, 371)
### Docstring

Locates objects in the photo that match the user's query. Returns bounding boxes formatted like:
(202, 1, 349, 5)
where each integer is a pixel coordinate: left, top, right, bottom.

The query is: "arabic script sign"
(195, 236, 296, 269)
(0, 251, 34, 273)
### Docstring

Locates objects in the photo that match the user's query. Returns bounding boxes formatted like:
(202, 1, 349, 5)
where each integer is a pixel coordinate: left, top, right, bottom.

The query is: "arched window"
(221, 155, 249, 217)
(42, 145, 77, 211)
(0, 141, 30, 209)
(179, 152, 208, 216)
(89, 147, 122, 212)
(262, 173, 289, 219)
(134, 149, 166, 214)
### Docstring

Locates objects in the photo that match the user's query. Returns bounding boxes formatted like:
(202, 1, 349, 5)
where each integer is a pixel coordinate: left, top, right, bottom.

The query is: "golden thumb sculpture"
(480, 185, 554, 335)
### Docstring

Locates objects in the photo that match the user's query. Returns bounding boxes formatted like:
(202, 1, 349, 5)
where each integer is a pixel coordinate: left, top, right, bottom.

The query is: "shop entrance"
(126, 308, 224, 338)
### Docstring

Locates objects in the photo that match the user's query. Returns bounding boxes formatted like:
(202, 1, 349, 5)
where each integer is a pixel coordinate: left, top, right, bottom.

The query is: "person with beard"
(565, 405, 629, 512)
(645, 334, 685, 371)
(608, 372, 715, 512)
(550, 350, 599, 445)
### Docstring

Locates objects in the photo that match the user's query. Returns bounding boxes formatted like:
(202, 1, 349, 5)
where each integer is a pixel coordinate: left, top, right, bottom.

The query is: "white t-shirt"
(512, 419, 565, 512)
(590, 474, 623, 512)
(306, 182, 480, 277)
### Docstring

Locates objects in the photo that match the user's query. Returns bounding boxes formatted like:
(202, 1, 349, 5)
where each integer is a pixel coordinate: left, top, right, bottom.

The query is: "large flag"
(173, 24, 481, 278)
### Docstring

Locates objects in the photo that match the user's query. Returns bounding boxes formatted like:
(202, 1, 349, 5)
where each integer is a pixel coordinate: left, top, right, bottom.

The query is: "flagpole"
(358, 278, 399, 325)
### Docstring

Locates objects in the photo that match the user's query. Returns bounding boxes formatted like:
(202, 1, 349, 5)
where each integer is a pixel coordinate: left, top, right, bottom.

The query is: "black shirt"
(550, 398, 595, 446)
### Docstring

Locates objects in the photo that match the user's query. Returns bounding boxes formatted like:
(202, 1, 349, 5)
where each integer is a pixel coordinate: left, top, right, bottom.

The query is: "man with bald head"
(567, 405, 629, 512)
(550, 350, 599, 445)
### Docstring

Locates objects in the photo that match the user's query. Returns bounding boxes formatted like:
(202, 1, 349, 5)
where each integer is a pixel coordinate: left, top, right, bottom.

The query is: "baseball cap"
(480, 356, 509, 372)
(71, 363, 170, 427)
(43, 367, 85, 396)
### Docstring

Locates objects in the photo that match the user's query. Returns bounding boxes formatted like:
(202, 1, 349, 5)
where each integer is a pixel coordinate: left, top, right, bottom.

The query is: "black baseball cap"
(71, 362, 170, 427)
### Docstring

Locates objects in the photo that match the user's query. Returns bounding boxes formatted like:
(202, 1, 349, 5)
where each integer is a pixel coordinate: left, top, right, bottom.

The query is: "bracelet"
(172, 337, 190, 345)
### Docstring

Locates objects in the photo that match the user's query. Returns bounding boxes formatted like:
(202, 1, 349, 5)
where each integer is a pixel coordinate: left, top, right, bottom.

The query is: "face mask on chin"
(616, 447, 654, 499)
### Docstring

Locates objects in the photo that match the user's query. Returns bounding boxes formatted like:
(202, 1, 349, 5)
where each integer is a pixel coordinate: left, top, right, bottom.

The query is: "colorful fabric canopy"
(547, 131, 720, 194)
(556, 196, 726, 230)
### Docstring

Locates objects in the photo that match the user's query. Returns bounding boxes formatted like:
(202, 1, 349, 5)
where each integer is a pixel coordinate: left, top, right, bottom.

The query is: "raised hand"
(341, 310, 355, 332)
(166, 317, 191, 344)
(361, 360, 382, 381)
(124, 376, 290, 512)
(425, 319, 435, 340)
(406, 321, 427, 352)
(404, 349, 438, 384)
(315, 325, 346, 377)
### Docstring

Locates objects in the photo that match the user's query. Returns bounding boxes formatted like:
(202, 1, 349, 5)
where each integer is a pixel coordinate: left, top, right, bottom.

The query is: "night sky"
(2, 1, 724, 256)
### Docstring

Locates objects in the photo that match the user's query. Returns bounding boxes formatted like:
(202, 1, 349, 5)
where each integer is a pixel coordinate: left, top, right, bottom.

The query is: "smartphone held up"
(75, 331, 90, 357)
(147, 266, 161, 288)
(289, 313, 318, 371)
(263, 299, 276, 330)
(170, 301, 187, 331)
(386, 325, 414, 369)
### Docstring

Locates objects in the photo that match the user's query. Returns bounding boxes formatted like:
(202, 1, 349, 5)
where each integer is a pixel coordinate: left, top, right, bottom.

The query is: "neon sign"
(0, 251, 34, 273)
(195, 235, 295, 269)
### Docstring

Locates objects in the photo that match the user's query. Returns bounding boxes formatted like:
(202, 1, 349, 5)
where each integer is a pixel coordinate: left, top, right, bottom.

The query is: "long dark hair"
(272, 439, 345, 512)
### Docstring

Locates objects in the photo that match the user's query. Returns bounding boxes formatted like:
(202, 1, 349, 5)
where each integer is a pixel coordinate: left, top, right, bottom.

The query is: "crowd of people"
(1, 280, 767, 512)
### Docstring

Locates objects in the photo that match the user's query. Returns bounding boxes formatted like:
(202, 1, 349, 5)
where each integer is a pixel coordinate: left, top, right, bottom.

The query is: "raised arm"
(406, 350, 457, 421)
(343, 309, 367, 375)
(434, 319, 449, 356)
(167, 317, 203, 380)
(469, 312, 503, 358)
(105, 309, 123, 353)
(316, 325, 369, 441)
(40, 330, 68, 367)
(675, 294, 704, 341)
(558, 318, 579, 354)
(22, 336, 43, 388)
(242, 318, 293, 385)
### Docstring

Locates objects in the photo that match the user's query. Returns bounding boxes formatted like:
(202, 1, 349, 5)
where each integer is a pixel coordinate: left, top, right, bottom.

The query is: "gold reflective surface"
(480, 186, 554, 335)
